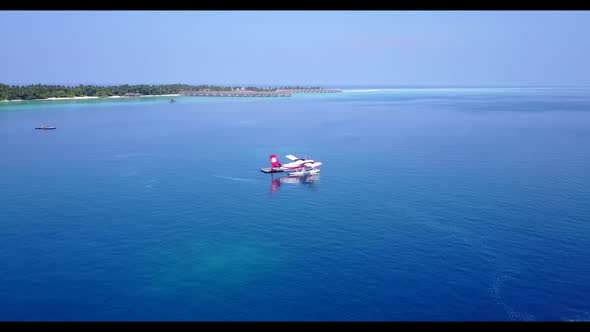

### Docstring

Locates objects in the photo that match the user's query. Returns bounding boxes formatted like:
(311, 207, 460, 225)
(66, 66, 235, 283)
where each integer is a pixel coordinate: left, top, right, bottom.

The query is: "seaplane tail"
(269, 154, 281, 168)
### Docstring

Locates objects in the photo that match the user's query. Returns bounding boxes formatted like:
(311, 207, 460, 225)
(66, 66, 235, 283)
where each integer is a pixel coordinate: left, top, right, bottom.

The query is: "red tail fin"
(269, 154, 280, 168)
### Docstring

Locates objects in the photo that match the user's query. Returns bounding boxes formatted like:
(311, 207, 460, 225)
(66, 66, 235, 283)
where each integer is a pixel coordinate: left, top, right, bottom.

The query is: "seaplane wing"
(282, 160, 305, 169)
(285, 154, 299, 161)
(303, 162, 322, 168)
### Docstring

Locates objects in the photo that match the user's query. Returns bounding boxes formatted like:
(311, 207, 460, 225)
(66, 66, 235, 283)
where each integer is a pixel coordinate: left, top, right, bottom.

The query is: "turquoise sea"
(1, 87, 590, 321)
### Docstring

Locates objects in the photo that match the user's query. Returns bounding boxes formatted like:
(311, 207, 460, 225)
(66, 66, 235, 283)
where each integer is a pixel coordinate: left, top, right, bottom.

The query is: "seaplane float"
(270, 172, 319, 192)
(260, 154, 322, 176)
(35, 125, 56, 130)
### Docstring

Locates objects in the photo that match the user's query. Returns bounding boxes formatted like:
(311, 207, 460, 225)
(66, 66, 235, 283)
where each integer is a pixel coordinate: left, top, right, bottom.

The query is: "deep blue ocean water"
(1, 88, 590, 321)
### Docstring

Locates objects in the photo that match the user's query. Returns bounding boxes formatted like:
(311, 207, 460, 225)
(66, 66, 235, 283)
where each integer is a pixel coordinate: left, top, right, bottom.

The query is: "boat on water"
(35, 125, 56, 130)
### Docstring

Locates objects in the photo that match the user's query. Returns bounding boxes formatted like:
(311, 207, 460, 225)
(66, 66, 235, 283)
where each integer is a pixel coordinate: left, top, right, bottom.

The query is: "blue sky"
(1, 11, 589, 87)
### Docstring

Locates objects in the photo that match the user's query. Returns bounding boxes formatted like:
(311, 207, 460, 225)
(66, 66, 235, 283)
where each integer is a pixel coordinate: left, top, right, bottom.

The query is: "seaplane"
(260, 154, 322, 176)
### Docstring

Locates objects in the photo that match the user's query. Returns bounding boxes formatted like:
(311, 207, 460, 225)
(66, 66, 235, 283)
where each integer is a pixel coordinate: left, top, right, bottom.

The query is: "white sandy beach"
(46, 96, 100, 100)
(140, 94, 180, 97)
(2, 94, 181, 103)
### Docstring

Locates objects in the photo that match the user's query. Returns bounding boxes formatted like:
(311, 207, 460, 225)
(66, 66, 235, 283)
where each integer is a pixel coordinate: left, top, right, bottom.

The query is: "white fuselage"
(280, 159, 321, 173)
(281, 159, 310, 171)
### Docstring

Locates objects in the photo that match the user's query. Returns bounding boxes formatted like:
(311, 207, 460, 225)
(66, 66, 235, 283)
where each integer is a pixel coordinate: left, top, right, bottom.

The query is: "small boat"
(35, 125, 56, 130)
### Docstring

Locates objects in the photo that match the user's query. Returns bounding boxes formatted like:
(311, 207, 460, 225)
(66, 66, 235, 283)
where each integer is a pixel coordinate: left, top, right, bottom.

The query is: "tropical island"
(0, 83, 341, 101)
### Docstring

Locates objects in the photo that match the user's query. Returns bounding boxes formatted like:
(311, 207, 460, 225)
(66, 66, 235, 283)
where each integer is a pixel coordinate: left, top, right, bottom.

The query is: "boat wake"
(489, 272, 536, 321)
(98, 153, 159, 161)
(342, 89, 383, 93)
(562, 311, 590, 322)
(214, 175, 258, 183)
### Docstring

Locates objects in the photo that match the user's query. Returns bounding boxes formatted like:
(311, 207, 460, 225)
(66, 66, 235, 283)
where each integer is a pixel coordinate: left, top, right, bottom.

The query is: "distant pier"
(286, 88, 342, 94)
(179, 88, 342, 98)
(179, 90, 291, 97)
